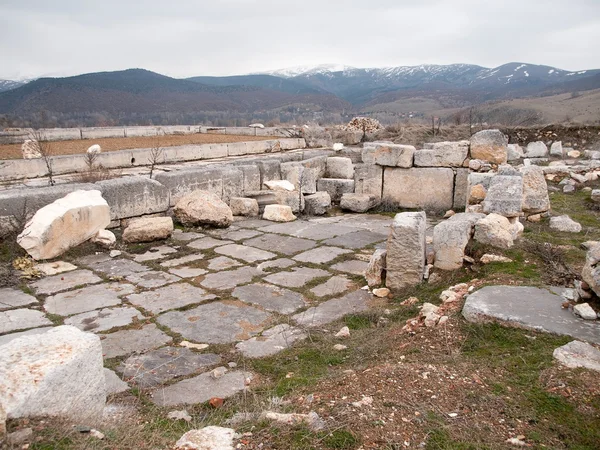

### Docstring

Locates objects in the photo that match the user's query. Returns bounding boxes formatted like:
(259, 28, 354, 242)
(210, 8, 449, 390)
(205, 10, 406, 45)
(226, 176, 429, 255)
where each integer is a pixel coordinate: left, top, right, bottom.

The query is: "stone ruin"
(1, 126, 600, 446)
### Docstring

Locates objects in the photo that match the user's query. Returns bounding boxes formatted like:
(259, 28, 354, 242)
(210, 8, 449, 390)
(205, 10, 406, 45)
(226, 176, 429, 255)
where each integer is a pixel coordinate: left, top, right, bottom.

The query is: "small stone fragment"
(573, 303, 598, 320)
(335, 326, 350, 338)
(480, 254, 513, 264)
(373, 288, 390, 298)
(168, 410, 192, 422)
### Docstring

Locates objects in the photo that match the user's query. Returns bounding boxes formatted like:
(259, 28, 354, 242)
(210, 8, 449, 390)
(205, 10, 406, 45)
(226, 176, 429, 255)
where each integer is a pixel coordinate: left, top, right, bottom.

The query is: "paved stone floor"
(0, 214, 393, 407)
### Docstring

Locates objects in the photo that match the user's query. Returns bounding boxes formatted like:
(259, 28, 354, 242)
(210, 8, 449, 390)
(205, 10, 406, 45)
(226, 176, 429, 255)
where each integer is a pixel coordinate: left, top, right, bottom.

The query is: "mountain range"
(0, 62, 599, 126)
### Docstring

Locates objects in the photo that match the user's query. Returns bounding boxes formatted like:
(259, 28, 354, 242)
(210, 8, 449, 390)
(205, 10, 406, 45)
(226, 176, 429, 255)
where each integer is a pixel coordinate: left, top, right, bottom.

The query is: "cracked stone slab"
(293, 246, 352, 264)
(293, 290, 371, 327)
(331, 259, 369, 276)
(199, 267, 259, 291)
(34, 261, 78, 276)
(244, 234, 317, 256)
(463, 286, 600, 344)
(187, 237, 233, 250)
(553, 341, 600, 372)
(214, 244, 276, 263)
(127, 283, 216, 314)
(150, 369, 250, 407)
(168, 267, 208, 278)
(323, 230, 387, 249)
(160, 254, 205, 268)
(64, 306, 144, 333)
(44, 282, 136, 316)
(93, 259, 150, 278)
(118, 347, 221, 388)
(0, 309, 52, 334)
(0, 288, 38, 311)
(206, 256, 242, 271)
(126, 270, 181, 289)
(236, 324, 307, 358)
(232, 283, 307, 314)
(157, 301, 272, 344)
(235, 218, 274, 229)
(171, 231, 205, 242)
(0, 327, 53, 347)
(75, 253, 112, 266)
(133, 246, 178, 262)
(30, 269, 102, 295)
(263, 267, 330, 288)
(101, 323, 173, 358)
(259, 222, 358, 240)
(104, 368, 129, 395)
(256, 258, 296, 272)
(220, 229, 263, 241)
(310, 276, 355, 298)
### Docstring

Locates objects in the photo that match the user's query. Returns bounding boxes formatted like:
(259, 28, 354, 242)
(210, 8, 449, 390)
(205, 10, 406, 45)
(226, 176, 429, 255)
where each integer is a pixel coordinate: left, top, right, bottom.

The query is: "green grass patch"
(322, 429, 360, 449)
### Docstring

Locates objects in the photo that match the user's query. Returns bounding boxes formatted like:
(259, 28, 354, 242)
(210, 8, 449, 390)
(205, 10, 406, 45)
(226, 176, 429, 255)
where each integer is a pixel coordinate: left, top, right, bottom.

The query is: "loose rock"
(174, 190, 233, 228)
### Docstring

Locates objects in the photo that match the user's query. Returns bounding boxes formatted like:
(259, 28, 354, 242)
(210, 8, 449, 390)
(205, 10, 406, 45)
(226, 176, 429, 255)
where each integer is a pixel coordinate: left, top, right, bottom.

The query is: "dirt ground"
(0, 133, 276, 160)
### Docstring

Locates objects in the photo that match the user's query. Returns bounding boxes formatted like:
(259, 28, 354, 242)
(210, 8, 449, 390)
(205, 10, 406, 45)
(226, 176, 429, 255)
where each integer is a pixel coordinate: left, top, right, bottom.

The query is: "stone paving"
(0, 214, 392, 408)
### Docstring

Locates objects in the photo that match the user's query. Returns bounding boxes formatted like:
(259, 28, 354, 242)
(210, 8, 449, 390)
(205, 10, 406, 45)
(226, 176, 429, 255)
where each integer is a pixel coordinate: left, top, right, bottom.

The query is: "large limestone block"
(326, 157, 354, 179)
(453, 168, 469, 211)
(304, 192, 331, 216)
(174, 190, 233, 228)
(281, 163, 317, 194)
(340, 193, 380, 213)
(263, 205, 296, 222)
(525, 141, 549, 158)
(482, 175, 523, 218)
(17, 190, 110, 260)
(386, 211, 426, 291)
(0, 326, 105, 423)
(469, 130, 508, 164)
(354, 163, 383, 200)
(414, 141, 469, 167)
(582, 243, 600, 297)
(362, 143, 415, 168)
(122, 217, 173, 243)
(317, 178, 355, 203)
(229, 197, 259, 216)
(507, 144, 524, 161)
(433, 213, 485, 270)
(96, 177, 169, 221)
(382, 168, 454, 211)
(473, 213, 514, 249)
(520, 165, 550, 214)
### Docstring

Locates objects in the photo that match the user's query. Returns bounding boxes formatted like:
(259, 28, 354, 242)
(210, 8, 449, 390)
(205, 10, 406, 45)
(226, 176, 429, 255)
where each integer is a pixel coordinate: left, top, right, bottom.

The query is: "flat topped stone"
(214, 244, 276, 263)
(257, 258, 296, 272)
(127, 283, 216, 314)
(104, 368, 129, 395)
(323, 230, 387, 249)
(331, 259, 369, 276)
(293, 246, 352, 264)
(263, 267, 330, 288)
(310, 276, 354, 298)
(0, 288, 38, 311)
(133, 246, 178, 262)
(157, 301, 272, 344)
(118, 347, 221, 388)
(187, 237, 233, 250)
(234, 218, 275, 229)
(93, 259, 150, 278)
(236, 324, 307, 358)
(0, 327, 53, 347)
(44, 282, 135, 316)
(258, 221, 357, 241)
(75, 253, 112, 266)
(30, 269, 102, 295)
(199, 266, 258, 291)
(0, 309, 52, 334)
(168, 267, 208, 278)
(463, 286, 600, 344)
(206, 256, 242, 271)
(34, 261, 77, 276)
(150, 369, 250, 407)
(64, 306, 144, 333)
(220, 229, 262, 241)
(293, 290, 371, 327)
(553, 341, 600, 372)
(171, 231, 204, 242)
(232, 283, 307, 314)
(243, 234, 317, 256)
(126, 271, 181, 289)
(101, 324, 173, 359)
(160, 254, 205, 268)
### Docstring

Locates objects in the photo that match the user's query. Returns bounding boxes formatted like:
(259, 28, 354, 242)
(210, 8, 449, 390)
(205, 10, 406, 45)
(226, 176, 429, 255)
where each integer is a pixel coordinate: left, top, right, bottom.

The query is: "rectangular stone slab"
(382, 167, 454, 211)
(463, 285, 600, 344)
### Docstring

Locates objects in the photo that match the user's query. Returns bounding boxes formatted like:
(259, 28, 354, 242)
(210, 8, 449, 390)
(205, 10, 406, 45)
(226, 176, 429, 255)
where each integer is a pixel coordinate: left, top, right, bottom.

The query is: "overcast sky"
(1, 0, 599, 80)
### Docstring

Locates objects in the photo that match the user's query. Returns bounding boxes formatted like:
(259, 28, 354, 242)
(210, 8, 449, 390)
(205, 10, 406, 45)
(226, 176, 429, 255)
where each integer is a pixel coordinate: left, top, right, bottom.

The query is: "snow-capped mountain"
(258, 63, 356, 78)
(0, 79, 28, 93)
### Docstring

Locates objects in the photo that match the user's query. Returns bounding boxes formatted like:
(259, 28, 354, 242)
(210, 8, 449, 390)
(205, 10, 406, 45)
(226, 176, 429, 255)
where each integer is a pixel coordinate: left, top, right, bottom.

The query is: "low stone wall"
(0, 126, 295, 145)
(0, 138, 305, 182)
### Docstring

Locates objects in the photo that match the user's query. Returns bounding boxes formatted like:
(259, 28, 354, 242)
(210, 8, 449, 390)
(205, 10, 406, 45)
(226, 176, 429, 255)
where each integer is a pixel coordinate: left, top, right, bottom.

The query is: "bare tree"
(148, 138, 164, 179)
(29, 129, 55, 186)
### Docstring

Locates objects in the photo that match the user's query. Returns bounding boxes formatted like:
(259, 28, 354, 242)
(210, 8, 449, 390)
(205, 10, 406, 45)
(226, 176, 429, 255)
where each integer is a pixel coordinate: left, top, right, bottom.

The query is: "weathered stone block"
(386, 211, 426, 291)
(362, 143, 415, 168)
(453, 168, 469, 211)
(96, 177, 169, 221)
(525, 141, 549, 158)
(470, 129, 508, 164)
(122, 217, 173, 243)
(154, 167, 224, 206)
(433, 213, 485, 270)
(230, 197, 259, 216)
(317, 178, 355, 203)
(482, 175, 523, 217)
(326, 157, 354, 179)
(382, 168, 454, 211)
(413, 141, 468, 167)
(354, 163, 383, 200)
(340, 193, 380, 213)
(174, 190, 233, 227)
(304, 192, 331, 216)
(520, 165, 550, 214)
